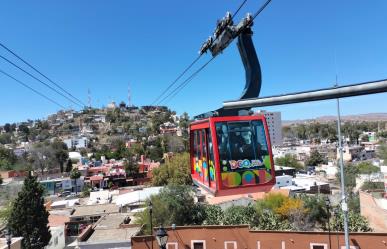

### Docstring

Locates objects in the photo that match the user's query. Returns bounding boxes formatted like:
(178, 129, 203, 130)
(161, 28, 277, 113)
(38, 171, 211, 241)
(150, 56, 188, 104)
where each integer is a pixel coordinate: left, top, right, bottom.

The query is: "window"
(310, 243, 327, 249)
(256, 241, 260, 249)
(191, 240, 206, 249)
(224, 241, 237, 249)
(167, 242, 178, 249)
(215, 121, 269, 163)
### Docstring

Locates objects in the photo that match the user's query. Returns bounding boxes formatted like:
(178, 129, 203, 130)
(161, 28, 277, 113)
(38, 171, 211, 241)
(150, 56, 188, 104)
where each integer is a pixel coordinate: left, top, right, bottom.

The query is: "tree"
(361, 181, 384, 191)
(275, 154, 303, 170)
(65, 159, 73, 173)
(256, 193, 288, 212)
(356, 161, 379, 175)
(0, 146, 17, 170)
(336, 163, 358, 193)
(377, 143, 387, 161)
(8, 173, 51, 249)
(51, 139, 69, 173)
(70, 168, 81, 194)
(330, 210, 372, 232)
(300, 194, 328, 226)
(135, 185, 205, 234)
(305, 150, 326, 166)
(203, 205, 223, 225)
(222, 205, 257, 226)
(151, 152, 192, 186)
(253, 210, 292, 231)
(29, 145, 56, 175)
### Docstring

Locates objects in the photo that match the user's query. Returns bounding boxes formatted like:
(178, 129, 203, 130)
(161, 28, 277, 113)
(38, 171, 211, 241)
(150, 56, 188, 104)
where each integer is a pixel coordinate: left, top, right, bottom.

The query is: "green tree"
(361, 181, 384, 191)
(356, 161, 379, 175)
(253, 210, 292, 231)
(377, 143, 387, 161)
(65, 159, 73, 173)
(222, 205, 257, 226)
(275, 154, 303, 170)
(305, 150, 326, 166)
(135, 185, 205, 234)
(51, 139, 69, 173)
(151, 152, 192, 186)
(70, 168, 81, 194)
(0, 146, 17, 170)
(330, 210, 372, 232)
(336, 163, 358, 193)
(9, 173, 51, 249)
(202, 205, 223, 225)
(256, 193, 288, 212)
(300, 194, 328, 226)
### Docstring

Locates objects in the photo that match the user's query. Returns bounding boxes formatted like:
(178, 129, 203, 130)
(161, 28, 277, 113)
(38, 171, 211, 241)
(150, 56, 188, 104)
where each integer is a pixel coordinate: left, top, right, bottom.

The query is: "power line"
(158, 57, 216, 105)
(151, 0, 249, 106)
(0, 54, 83, 108)
(0, 68, 66, 109)
(158, 0, 272, 104)
(252, 0, 272, 20)
(232, 0, 248, 19)
(0, 42, 86, 106)
(151, 55, 202, 105)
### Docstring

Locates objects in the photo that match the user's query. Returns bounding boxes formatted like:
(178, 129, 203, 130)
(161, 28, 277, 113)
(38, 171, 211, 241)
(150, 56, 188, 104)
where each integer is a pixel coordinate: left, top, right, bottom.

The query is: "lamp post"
(149, 201, 153, 249)
(325, 197, 331, 249)
(5, 227, 11, 249)
(156, 226, 168, 249)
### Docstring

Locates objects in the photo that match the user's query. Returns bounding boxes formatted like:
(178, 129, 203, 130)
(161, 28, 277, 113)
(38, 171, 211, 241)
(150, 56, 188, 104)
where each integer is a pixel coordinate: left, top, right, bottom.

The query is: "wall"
(360, 191, 387, 232)
(46, 226, 65, 249)
(132, 225, 387, 249)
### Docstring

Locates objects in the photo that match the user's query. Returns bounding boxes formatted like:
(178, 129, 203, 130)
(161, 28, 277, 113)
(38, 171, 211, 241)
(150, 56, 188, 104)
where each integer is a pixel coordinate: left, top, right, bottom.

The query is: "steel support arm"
(223, 79, 387, 109)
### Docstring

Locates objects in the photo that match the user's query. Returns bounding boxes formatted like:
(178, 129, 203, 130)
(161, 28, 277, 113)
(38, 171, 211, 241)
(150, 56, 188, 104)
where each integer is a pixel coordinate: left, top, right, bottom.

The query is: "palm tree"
(70, 168, 81, 194)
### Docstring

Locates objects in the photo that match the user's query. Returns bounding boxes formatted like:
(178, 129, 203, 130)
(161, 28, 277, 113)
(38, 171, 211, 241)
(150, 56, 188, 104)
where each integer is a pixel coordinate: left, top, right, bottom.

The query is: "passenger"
(239, 132, 254, 159)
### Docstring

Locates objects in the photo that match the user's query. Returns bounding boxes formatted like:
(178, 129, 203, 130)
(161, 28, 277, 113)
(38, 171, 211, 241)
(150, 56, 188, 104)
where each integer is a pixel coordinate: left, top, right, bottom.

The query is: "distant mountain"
(284, 113, 387, 125)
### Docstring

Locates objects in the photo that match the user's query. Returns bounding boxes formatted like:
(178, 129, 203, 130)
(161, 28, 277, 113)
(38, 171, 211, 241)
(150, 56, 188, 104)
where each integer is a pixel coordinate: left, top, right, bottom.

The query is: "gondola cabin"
(190, 115, 275, 196)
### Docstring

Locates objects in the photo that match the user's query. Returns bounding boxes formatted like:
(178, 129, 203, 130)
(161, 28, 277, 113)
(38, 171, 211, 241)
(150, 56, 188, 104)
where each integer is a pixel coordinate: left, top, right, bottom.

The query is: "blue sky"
(0, 0, 386, 124)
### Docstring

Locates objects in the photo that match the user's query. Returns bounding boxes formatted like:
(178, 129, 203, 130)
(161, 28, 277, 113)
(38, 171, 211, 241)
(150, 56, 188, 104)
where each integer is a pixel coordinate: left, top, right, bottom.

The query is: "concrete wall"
(360, 191, 387, 232)
(132, 225, 387, 249)
(46, 226, 65, 249)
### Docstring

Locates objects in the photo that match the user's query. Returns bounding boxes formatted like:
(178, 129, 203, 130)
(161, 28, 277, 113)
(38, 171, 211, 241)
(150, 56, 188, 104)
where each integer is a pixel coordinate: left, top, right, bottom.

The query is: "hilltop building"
(256, 110, 283, 146)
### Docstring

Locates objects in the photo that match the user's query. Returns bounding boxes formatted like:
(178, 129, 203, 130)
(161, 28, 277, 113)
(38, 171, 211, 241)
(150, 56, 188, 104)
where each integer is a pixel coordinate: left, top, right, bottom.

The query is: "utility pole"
(336, 89, 350, 249)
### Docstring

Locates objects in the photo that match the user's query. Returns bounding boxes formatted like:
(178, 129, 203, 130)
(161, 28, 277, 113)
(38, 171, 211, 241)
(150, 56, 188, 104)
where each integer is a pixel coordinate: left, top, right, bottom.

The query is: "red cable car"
(190, 13, 276, 196)
(190, 115, 275, 196)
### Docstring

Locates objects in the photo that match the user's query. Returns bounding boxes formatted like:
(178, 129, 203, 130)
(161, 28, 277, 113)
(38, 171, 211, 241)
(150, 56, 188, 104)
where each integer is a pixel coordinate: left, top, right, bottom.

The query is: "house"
(64, 137, 89, 149)
(76, 213, 141, 249)
(131, 225, 387, 249)
(67, 204, 120, 236)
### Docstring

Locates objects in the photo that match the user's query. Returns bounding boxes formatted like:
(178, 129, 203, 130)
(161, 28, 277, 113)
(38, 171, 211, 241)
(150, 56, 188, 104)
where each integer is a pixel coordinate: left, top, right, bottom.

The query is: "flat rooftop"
(94, 213, 131, 229)
(71, 203, 119, 217)
(87, 226, 140, 243)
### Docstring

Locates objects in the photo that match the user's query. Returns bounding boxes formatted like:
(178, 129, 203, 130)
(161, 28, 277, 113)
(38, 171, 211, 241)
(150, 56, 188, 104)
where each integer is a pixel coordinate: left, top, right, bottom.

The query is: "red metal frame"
(190, 114, 276, 196)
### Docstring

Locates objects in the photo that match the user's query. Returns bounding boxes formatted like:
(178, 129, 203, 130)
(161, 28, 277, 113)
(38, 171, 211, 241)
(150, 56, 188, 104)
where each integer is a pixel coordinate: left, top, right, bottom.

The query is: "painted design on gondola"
(221, 155, 273, 188)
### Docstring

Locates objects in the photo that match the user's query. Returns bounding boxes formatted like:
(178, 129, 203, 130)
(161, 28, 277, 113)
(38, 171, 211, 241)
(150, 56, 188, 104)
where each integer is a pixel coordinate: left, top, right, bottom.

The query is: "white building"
(64, 137, 89, 149)
(256, 111, 283, 146)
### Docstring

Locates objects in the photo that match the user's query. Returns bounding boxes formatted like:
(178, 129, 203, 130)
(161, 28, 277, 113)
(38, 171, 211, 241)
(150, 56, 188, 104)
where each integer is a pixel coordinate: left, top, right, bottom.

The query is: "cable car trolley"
(190, 11, 275, 196)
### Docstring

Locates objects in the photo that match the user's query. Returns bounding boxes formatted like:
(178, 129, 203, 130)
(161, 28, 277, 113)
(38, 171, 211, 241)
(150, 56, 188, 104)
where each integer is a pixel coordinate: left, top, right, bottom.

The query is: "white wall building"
(64, 137, 89, 149)
(256, 111, 283, 146)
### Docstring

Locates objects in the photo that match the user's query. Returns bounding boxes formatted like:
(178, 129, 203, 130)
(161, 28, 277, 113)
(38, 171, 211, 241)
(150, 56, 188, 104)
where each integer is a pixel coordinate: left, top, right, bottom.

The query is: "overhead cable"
(0, 69, 66, 109)
(0, 42, 86, 106)
(0, 54, 83, 108)
(151, 0, 249, 106)
(158, 0, 272, 104)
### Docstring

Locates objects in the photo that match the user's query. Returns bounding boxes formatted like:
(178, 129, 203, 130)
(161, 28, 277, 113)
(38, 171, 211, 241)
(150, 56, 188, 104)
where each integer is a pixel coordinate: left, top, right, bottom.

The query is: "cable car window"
(216, 121, 268, 161)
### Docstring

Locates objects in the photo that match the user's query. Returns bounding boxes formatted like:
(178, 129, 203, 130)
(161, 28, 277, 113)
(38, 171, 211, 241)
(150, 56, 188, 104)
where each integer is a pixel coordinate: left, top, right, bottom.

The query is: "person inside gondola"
(217, 124, 230, 160)
(238, 131, 254, 159)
